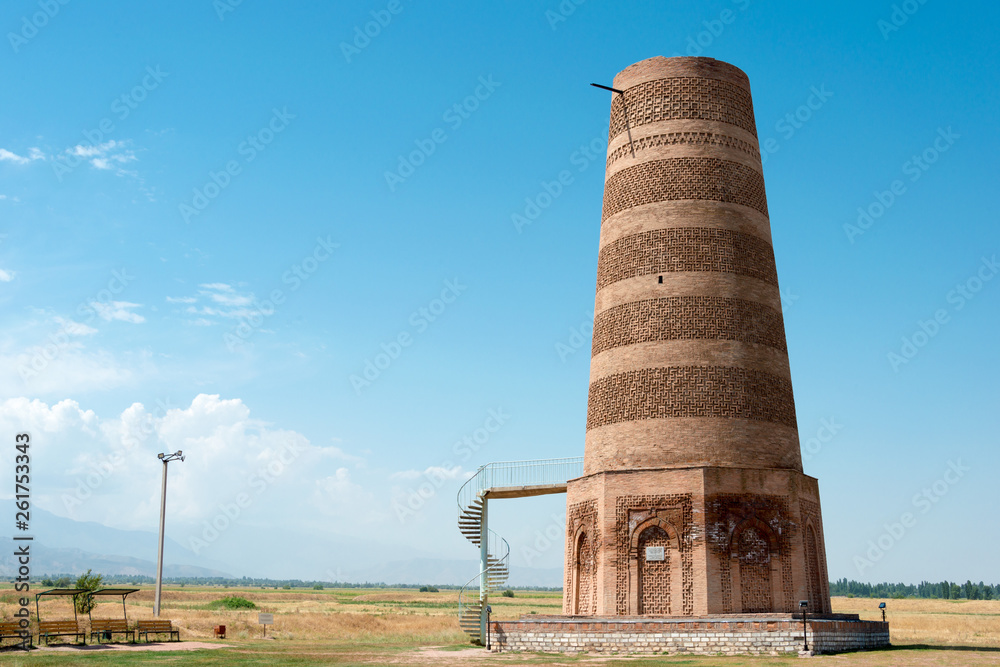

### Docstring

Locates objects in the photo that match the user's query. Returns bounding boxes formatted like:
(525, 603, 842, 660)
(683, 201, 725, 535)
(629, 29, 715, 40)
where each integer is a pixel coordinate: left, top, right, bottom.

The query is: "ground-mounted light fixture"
(799, 600, 809, 652)
(154, 450, 184, 617)
(485, 604, 492, 651)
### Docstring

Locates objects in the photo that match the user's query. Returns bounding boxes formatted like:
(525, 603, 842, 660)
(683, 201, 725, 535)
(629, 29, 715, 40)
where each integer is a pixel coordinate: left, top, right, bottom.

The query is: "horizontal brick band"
(609, 77, 757, 139)
(592, 297, 787, 356)
(586, 366, 797, 430)
(596, 228, 778, 290)
(607, 131, 760, 170)
(603, 158, 768, 221)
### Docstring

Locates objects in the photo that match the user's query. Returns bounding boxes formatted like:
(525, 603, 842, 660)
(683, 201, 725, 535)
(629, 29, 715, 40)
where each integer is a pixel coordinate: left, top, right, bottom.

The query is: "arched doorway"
(736, 526, 772, 612)
(806, 523, 822, 611)
(573, 530, 595, 615)
(637, 525, 672, 614)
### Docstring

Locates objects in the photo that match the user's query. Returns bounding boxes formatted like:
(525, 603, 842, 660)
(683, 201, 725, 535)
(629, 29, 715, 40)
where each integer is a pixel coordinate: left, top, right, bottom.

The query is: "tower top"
(612, 56, 751, 92)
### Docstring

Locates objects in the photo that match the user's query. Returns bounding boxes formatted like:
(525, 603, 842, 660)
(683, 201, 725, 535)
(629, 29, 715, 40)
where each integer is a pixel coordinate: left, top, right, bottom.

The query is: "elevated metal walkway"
(456, 457, 583, 643)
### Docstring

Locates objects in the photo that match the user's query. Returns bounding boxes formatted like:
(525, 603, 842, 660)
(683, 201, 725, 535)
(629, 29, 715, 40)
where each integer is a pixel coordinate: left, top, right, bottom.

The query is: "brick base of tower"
(563, 467, 831, 616)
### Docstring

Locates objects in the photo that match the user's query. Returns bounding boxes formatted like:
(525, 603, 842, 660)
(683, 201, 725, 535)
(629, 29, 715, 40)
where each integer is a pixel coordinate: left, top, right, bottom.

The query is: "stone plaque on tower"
(563, 56, 832, 617)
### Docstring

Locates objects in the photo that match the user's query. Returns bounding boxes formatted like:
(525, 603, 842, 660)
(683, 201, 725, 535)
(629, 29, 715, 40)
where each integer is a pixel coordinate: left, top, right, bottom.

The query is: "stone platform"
(492, 614, 889, 655)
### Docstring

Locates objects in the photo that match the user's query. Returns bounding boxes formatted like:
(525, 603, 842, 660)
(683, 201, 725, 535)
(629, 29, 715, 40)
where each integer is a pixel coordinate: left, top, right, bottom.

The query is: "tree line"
(829, 578, 999, 600)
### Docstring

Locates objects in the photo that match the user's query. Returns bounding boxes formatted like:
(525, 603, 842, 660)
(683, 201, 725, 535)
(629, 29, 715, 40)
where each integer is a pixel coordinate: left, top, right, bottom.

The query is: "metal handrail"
(455, 457, 581, 641)
(457, 529, 509, 626)
(456, 457, 583, 517)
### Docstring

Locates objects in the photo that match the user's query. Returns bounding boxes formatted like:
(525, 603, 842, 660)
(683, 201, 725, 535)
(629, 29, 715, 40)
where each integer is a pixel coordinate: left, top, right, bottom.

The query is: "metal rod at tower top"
(589, 82, 624, 94)
(154, 450, 184, 617)
(589, 82, 635, 157)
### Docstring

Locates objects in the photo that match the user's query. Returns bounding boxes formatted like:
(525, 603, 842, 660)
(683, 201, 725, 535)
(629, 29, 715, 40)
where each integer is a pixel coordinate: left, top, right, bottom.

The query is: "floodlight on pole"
(154, 450, 184, 617)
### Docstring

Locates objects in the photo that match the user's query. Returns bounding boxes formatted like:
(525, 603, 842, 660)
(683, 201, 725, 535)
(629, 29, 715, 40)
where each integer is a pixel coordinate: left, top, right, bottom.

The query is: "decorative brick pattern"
(608, 77, 758, 139)
(595, 228, 778, 290)
(577, 532, 597, 615)
(591, 296, 787, 356)
(799, 498, 830, 613)
(705, 494, 797, 613)
(738, 528, 773, 612)
(566, 500, 599, 615)
(558, 57, 835, 631)
(805, 525, 821, 613)
(602, 158, 768, 221)
(607, 131, 761, 169)
(615, 495, 694, 616)
(587, 366, 797, 431)
(638, 526, 672, 614)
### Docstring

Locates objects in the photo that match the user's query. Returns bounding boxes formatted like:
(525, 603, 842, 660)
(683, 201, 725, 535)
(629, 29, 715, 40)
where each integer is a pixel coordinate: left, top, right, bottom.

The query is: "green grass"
(204, 597, 257, 611)
(3, 641, 999, 666)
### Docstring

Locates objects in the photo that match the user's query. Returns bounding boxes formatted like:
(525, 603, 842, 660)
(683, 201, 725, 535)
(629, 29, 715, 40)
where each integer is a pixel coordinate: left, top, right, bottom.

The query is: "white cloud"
(390, 465, 465, 481)
(0, 147, 45, 164)
(0, 394, 344, 533)
(205, 290, 252, 307)
(91, 300, 145, 323)
(1, 149, 31, 164)
(0, 397, 99, 434)
(63, 140, 136, 175)
(0, 346, 138, 395)
(0, 268, 13, 282)
(52, 316, 98, 336)
(322, 445, 366, 467)
(70, 141, 115, 158)
(168, 283, 259, 321)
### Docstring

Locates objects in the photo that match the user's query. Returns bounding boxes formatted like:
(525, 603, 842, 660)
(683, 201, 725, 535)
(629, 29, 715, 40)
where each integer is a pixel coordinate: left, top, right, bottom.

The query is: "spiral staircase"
(456, 457, 583, 644)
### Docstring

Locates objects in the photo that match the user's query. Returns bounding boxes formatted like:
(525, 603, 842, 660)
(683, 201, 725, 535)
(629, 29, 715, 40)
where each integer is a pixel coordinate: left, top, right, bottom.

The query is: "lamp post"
(799, 600, 809, 652)
(485, 605, 492, 651)
(879, 601, 886, 623)
(154, 450, 184, 617)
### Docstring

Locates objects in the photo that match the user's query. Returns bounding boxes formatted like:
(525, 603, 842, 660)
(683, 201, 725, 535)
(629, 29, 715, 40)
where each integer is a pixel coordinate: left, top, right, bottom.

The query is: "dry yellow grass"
(3, 586, 999, 665)
(832, 595, 1000, 648)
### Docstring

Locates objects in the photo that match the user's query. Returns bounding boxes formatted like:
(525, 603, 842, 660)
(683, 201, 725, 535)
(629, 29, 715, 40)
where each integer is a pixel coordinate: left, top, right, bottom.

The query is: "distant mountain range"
(0, 539, 231, 578)
(346, 558, 562, 588)
(0, 502, 564, 587)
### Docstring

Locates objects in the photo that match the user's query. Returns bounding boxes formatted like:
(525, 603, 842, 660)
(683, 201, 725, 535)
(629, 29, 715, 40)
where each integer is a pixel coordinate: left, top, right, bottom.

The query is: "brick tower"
(564, 56, 831, 617)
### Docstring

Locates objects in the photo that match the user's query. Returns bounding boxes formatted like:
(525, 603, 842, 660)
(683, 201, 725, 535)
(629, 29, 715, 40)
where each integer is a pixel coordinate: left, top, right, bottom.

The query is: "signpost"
(258, 613, 274, 638)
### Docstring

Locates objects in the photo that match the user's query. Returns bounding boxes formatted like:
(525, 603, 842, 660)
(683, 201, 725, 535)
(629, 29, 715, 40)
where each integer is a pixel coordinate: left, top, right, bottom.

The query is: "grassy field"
(1, 585, 998, 665)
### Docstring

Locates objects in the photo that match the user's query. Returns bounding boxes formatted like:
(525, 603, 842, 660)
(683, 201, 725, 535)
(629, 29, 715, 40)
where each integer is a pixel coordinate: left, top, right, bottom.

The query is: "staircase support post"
(479, 493, 489, 643)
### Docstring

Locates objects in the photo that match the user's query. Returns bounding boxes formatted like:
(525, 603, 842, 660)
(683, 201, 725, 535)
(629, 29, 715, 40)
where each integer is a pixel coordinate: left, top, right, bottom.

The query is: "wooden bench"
(136, 619, 180, 642)
(37, 620, 85, 645)
(0, 621, 30, 649)
(90, 618, 134, 643)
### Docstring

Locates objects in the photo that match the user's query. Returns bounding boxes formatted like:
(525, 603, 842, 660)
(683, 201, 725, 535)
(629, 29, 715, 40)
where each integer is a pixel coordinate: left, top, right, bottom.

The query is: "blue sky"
(1, 0, 997, 584)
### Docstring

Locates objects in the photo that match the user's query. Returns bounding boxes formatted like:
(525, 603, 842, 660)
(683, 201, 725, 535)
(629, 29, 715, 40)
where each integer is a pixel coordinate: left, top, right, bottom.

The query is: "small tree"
(74, 570, 103, 614)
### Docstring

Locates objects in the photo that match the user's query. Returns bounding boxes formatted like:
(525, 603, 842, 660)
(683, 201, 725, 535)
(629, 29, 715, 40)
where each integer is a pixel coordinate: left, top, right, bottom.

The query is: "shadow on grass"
(888, 643, 1000, 653)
